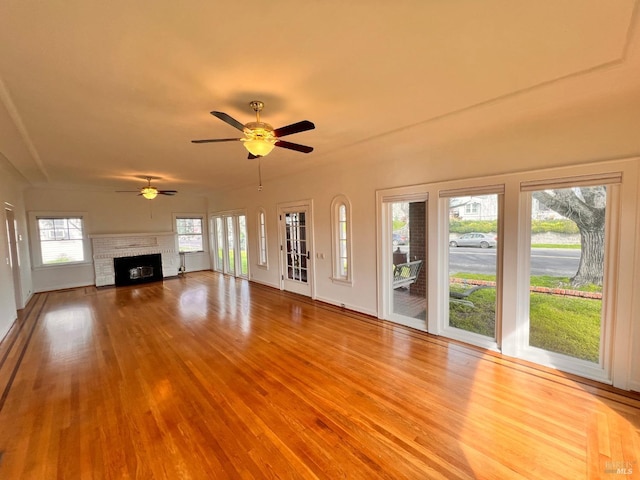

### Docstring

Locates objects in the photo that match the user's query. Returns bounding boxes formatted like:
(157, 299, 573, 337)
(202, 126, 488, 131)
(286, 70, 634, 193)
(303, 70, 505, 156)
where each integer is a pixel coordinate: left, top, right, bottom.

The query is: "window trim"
(330, 195, 353, 285)
(173, 214, 206, 254)
(28, 211, 91, 268)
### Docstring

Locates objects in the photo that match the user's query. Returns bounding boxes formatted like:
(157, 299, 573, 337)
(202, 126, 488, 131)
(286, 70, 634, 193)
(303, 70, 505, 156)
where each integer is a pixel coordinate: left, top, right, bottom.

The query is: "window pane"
(177, 218, 203, 252)
(259, 211, 267, 266)
(37, 217, 85, 264)
(447, 194, 498, 340)
(528, 186, 605, 363)
(226, 217, 235, 274)
(239, 215, 248, 276)
(215, 217, 224, 270)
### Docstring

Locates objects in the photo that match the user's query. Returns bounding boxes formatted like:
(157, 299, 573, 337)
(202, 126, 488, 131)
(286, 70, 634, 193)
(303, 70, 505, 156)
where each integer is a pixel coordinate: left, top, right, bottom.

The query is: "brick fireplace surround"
(89, 232, 179, 287)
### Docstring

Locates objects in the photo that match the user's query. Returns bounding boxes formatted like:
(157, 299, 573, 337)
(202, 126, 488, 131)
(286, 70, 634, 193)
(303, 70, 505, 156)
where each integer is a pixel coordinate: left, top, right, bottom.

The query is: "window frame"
(173, 214, 206, 254)
(330, 195, 353, 285)
(28, 211, 91, 268)
(257, 207, 269, 268)
(439, 188, 504, 351)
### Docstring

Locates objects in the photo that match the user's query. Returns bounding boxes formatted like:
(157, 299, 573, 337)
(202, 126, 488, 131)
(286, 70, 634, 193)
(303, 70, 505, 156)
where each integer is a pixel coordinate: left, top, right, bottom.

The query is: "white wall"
(24, 188, 211, 292)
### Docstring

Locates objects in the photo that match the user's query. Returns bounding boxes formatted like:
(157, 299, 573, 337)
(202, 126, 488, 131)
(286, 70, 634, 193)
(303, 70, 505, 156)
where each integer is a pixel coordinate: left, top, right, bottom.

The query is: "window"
(464, 202, 480, 215)
(176, 217, 204, 252)
(331, 195, 352, 284)
(445, 192, 501, 345)
(257, 208, 268, 267)
(31, 213, 88, 266)
(519, 174, 621, 379)
(38, 217, 85, 264)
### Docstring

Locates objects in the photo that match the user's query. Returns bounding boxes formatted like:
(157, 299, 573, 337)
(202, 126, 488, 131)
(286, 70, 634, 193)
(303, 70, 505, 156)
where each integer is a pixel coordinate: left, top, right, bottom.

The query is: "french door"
(278, 201, 314, 297)
(211, 212, 248, 279)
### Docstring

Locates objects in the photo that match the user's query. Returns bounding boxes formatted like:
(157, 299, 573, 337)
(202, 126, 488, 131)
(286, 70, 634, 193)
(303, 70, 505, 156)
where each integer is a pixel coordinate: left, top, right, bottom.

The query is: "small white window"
(331, 195, 352, 285)
(257, 208, 268, 267)
(36, 216, 86, 265)
(465, 202, 480, 214)
(176, 217, 204, 252)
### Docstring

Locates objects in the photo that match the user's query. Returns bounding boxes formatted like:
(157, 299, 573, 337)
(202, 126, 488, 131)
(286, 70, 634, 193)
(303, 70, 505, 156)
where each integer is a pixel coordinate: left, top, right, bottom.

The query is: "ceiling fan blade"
(210, 111, 246, 132)
(247, 153, 259, 160)
(158, 190, 178, 195)
(116, 190, 143, 193)
(191, 138, 241, 144)
(275, 140, 314, 154)
(273, 120, 315, 138)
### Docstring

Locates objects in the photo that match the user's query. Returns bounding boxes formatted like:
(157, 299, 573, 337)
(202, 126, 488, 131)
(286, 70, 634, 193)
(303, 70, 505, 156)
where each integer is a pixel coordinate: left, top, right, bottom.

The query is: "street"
(448, 247, 580, 276)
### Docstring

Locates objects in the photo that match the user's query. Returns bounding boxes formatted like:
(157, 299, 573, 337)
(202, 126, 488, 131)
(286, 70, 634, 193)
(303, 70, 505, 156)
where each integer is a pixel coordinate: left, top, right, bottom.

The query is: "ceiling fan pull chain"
(258, 157, 263, 191)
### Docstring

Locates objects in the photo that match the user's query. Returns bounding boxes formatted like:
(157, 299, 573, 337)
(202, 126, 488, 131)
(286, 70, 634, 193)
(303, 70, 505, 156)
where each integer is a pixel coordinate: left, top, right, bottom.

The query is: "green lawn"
(449, 273, 601, 362)
(225, 249, 249, 275)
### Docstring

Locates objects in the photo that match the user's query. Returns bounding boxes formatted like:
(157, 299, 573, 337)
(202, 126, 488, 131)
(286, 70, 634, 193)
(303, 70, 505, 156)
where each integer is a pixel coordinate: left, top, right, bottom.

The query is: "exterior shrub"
(449, 219, 578, 234)
(531, 219, 578, 234)
(449, 220, 497, 234)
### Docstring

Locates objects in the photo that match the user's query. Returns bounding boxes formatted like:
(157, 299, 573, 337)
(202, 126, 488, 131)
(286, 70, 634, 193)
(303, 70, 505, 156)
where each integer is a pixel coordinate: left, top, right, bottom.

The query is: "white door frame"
(4, 205, 22, 309)
(376, 189, 429, 331)
(277, 199, 314, 298)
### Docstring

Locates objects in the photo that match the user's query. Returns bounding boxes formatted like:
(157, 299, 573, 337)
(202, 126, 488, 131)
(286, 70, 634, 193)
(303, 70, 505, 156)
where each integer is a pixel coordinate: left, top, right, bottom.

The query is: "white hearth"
(90, 232, 179, 287)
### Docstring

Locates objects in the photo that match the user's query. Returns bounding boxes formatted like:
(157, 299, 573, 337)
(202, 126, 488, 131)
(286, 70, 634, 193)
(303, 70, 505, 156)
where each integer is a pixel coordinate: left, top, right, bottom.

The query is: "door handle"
(306, 251, 310, 260)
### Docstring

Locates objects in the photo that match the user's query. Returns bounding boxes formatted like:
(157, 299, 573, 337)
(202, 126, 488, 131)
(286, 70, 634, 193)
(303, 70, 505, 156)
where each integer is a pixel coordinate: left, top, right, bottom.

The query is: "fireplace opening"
(114, 254, 163, 286)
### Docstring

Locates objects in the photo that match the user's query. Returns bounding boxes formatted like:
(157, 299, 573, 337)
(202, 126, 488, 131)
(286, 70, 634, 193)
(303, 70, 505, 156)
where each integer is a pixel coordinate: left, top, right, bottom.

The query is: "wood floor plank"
(0, 271, 639, 479)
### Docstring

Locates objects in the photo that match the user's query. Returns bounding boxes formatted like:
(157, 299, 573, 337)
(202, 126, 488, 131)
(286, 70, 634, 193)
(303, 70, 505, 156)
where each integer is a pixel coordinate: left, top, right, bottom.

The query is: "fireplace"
(114, 254, 163, 286)
(90, 232, 179, 287)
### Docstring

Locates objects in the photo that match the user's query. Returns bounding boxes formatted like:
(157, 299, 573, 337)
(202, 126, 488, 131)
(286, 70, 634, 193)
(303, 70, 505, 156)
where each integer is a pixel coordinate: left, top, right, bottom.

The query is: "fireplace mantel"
(90, 232, 179, 287)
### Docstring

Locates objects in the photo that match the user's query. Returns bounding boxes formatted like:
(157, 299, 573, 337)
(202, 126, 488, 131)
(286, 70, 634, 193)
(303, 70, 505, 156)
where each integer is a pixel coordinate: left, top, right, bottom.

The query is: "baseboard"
(313, 294, 377, 317)
(249, 278, 280, 290)
(35, 281, 94, 293)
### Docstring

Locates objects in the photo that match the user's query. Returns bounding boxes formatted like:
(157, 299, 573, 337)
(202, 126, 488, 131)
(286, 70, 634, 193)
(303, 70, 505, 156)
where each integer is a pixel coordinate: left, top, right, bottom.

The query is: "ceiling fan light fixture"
(241, 124, 277, 157)
(242, 138, 276, 157)
(141, 186, 158, 200)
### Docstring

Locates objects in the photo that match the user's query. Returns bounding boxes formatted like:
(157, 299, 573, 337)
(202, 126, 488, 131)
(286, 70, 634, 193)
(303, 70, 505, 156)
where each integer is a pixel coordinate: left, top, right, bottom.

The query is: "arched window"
(257, 208, 268, 267)
(331, 195, 352, 285)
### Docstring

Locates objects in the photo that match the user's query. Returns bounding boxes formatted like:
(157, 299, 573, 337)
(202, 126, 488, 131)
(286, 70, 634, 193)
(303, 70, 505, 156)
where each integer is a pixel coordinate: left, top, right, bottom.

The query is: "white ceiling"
(1, 1, 639, 195)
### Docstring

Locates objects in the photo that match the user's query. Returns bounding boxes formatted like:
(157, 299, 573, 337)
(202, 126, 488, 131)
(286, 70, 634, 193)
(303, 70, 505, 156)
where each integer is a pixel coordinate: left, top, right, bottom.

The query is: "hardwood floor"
(0, 271, 639, 479)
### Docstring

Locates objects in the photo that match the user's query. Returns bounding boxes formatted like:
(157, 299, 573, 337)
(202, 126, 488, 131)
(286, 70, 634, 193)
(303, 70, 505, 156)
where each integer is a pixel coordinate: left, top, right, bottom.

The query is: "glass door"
(211, 212, 249, 279)
(279, 204, 313, 297)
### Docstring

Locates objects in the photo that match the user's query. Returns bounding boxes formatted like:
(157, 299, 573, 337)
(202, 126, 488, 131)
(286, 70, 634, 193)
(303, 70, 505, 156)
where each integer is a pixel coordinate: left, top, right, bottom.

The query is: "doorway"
(4, 206, 22, 309)
(379, 194, 428, 331)
(278, 201, 314, 297)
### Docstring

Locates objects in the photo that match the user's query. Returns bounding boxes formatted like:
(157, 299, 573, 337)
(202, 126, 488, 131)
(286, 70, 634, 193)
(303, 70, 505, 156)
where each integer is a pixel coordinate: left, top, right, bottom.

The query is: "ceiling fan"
(116, 177, 178, 200)
(191, 100, 315, 158)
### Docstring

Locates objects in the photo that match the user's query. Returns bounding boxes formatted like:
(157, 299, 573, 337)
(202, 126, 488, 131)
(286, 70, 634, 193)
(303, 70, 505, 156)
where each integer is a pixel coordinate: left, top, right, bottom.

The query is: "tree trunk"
(571, 229, 604, 287)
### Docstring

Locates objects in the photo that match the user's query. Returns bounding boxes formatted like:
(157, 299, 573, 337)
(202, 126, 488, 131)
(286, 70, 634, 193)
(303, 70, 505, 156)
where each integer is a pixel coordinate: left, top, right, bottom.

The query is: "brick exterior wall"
(409, 201, 427, 296)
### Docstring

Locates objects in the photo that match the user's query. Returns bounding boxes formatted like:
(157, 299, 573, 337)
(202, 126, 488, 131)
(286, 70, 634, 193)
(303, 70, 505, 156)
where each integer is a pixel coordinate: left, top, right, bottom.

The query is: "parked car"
(449, 232, 497, 248)
(392, 232, 407, 245)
